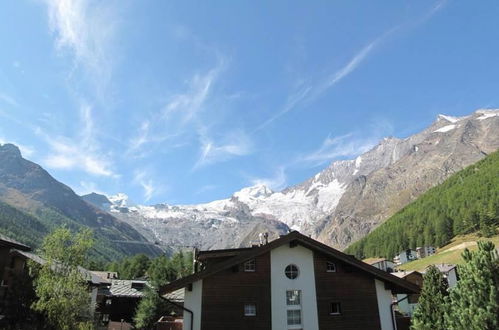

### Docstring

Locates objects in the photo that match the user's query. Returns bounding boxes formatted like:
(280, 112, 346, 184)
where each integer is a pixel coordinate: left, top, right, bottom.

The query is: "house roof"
(160, 231, 420, 295)
(109, 280, 148, 298)
(391, 270, 422, 279)
(0, 233, 31, 251)
(10, 249, 104, 285)
(363, 257, 391, 265)
(428, 264, 457, 273)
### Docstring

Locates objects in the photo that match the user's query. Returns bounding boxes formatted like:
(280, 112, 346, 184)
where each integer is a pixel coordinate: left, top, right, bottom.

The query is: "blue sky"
(1, 0, 499, 205)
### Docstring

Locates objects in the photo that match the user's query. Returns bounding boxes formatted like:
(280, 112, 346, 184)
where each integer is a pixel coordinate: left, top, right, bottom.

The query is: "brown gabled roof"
(160, 231, 420, 295)
(0, 233, 31, 251)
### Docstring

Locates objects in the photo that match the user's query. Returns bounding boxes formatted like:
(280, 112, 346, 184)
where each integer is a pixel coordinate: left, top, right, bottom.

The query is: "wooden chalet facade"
(160, 231, 420, 330)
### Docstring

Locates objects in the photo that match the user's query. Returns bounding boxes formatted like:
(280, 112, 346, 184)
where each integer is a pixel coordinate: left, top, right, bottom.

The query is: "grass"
(398, 229, 499, 272)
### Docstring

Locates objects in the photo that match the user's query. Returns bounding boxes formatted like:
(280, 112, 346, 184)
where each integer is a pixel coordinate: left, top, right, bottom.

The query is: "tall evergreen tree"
(411, 265, 449, 330)
(445, 241, 499, 330)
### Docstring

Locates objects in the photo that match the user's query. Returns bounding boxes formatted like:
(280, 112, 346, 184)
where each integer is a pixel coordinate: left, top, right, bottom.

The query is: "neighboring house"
(428, 264, 458, 288)
(160, 231, 419, 330)
(415, 246, 436, 259)
(0, 234, 31, 320)
(391, 271, 423, 316)
(394, 249, 417, 266)
(6, 249, 108, 317)
(97, 279, 148, 326)
(364, 258, 395, 273)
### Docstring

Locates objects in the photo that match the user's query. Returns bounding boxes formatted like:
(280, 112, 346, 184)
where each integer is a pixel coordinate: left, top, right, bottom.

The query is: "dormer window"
(326, 261, 336, 272)
(244, 259, 256, 272)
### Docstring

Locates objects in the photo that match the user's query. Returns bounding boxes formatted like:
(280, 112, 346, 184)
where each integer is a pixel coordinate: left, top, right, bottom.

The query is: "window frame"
(330, 302, 341, 315)
(285, 264, 299, 279)
(244, 303, 257, 316)
(326, 261, 336, 273)
(243, 259, 256, 272)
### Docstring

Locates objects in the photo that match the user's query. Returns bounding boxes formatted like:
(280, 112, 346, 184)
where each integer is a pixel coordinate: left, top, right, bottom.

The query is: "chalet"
(391, 271, 423, 316)
(364, 258, 395, 273)
(415, 246, 436, 259)
(0, 234, 31, 320)
(427, 264, 458, 288)
(393, 250, 417, 266)
(160, 231, 419, 330)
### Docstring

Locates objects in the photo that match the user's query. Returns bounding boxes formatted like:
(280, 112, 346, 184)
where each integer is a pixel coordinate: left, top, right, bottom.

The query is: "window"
(326, 261, 336, 272)
(244, 259, 256, 272)
(102, 314, 109, 323)
(330, 302, 341, 315)
(286, 290, 302, 329)
(286, 290, 301, 305)
(105, 299, 112, 305)
(244, 303, 256, 316)
(285, 264, 299, 279)
(287, 310, 302, 325)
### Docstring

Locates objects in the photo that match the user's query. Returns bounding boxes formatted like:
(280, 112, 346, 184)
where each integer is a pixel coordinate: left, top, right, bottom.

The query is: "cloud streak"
(299, 133, 379, 167)
(40, 103, 117, 177)
(43, 0, 120, 92)
(250, 166, 287, 191)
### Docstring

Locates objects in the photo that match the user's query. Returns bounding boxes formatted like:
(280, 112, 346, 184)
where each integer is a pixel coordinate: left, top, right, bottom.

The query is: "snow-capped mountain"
(82, 109, 499, 251)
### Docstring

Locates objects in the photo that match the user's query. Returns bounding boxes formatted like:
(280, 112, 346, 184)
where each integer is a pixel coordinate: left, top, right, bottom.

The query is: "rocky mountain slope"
(84, 109, 499, 251)
(0, 144, 161, 260)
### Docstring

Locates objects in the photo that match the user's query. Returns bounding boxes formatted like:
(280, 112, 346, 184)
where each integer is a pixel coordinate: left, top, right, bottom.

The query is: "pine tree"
(411, 266, 449, 330)
(445, 241, 499, 330)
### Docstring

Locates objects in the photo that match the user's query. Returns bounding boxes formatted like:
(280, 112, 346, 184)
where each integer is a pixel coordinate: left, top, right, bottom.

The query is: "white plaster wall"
(396, 294, 417, 316)
(89, 287, 98, 316)
(271, 244, 319, 330)
(375, 279, 394, 330)
(183, 280, 203, 330)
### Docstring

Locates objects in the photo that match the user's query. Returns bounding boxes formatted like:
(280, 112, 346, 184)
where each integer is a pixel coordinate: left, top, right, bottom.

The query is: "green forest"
(345, 150, 499, 259)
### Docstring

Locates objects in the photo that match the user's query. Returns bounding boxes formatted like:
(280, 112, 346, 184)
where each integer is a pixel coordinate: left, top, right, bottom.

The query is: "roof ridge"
(159, 231, 419, 295)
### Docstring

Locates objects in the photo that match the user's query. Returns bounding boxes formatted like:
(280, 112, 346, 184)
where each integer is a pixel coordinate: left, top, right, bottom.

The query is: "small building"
(160, 231, 419, 330)
(394, 249, 417, 266)
(428, 264, 458, 288)
(97, 279, 148, 327)
(391, 271, 423, 316)
(415, 246, 436, 259)
(0, 234, 32, 323)
(364, 258, 395, 273)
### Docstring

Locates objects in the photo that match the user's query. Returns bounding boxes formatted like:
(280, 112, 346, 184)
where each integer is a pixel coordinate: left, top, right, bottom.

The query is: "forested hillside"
(345, 150, 499, 259)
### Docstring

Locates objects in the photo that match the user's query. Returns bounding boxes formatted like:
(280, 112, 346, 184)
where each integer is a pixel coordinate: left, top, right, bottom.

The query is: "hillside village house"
(391, 271, 423, 317)
(364, 258, 395, 273)
(428, 264, 458, 288)
(393, 249, 417, 266)
(415, 246, 436, 259)
(160, 231, 419, 330)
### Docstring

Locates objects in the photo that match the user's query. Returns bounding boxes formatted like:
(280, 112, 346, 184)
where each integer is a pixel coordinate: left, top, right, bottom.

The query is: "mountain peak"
(0, 143, 22, 157)
(233, 183, 273, 201)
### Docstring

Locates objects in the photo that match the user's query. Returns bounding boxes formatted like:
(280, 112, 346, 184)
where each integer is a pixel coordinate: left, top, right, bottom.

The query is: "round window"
(285, 264, 299, 279)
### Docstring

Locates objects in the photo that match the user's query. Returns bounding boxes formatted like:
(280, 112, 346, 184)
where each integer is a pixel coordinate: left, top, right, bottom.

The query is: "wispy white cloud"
(250, 166, 287, 191)
(195, 184, 217, 195)
(300, 133, 379, 166)
(0, 93, 19, 107)
(43, 0, 120, 92)
(133, 170, 162, 202)
(257, 0, 449, 130)
(127, 61, 225, 156)
(194, 130, 253, 169)
(40, 103, 117, 177)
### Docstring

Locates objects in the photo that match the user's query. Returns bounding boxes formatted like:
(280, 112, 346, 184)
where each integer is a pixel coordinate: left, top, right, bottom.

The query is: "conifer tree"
(445, 241, 499, 330)
(411, 265, 449, 330)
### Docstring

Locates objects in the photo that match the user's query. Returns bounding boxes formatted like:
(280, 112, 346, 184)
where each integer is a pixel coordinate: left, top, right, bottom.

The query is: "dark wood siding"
(200, 252, 271, 330)
(314, 251, 382, 330)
